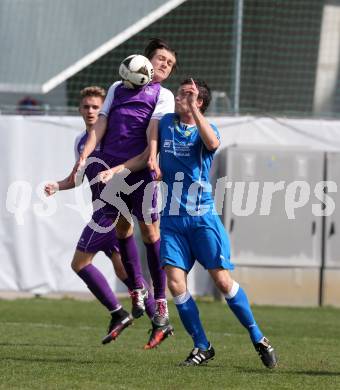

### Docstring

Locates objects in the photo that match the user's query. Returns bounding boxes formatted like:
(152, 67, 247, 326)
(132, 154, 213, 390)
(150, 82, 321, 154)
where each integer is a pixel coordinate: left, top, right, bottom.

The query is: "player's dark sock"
(118, 235, 144, 289)
(78, 264, 120, 311)
(144, 240, 166, 300)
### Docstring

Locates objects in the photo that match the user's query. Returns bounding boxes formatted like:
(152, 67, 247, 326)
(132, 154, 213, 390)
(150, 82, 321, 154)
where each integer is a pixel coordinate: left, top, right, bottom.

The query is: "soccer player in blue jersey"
(45, 86, 156, 344)
(100, 78, 278, 367)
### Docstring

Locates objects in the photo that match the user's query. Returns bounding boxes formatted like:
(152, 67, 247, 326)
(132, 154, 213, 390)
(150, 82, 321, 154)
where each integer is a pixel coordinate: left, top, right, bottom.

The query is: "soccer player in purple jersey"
(45, 86, 156, 344)
(72, 39, 177, 349)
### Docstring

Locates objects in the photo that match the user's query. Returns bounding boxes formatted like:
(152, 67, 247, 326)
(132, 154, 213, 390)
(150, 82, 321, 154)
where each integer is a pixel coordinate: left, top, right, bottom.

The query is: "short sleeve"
(74, 131, 85, 161)
(151, 87, 175, 120)
(210, 123, 220, 140)
(99, 81, 121, 117)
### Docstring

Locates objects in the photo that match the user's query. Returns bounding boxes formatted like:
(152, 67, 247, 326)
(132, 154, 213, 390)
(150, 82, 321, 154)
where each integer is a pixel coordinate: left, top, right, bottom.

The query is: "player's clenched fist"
(98, 165, 125, 184)
(44, 182, 59, 196)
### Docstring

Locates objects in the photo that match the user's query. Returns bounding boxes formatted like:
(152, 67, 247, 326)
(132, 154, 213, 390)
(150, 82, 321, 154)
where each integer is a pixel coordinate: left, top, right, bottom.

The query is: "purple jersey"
(74, 131, 120, 256)
(74, 130, 102, 157)
(74, 131, 104, 203)
(100, 81, 174, 162)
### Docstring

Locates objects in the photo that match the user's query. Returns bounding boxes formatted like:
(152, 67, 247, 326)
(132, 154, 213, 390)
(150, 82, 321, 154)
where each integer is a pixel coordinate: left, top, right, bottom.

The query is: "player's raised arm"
(70, 115, 107, 181)
(186, 79, 220, 151)
(146, 82, 174, 180)
(79, 115, 107, 161)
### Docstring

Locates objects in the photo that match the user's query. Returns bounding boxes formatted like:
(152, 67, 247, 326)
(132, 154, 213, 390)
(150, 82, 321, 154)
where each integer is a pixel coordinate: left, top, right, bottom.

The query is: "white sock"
(224, 281, 240, 300)
(173, 290, 191, 305)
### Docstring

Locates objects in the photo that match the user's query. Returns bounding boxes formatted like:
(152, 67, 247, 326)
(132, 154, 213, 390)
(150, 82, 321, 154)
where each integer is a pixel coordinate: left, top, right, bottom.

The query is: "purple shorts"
(76, 211, 119, 259)
(98, 153, 159, 224)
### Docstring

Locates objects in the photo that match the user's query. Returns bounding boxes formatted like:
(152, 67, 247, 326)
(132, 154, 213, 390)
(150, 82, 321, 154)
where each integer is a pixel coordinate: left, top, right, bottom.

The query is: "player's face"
(150, 48, 176, 83)
(79, 96, 103, 127)
(175, 84, 192, 115)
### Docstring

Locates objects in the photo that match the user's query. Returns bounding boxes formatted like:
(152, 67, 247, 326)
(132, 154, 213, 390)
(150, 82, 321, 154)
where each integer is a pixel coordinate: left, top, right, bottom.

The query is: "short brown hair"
(144, 38, 178, 73)
(180, 78, 211, 113)
(79, 86, 106, 102)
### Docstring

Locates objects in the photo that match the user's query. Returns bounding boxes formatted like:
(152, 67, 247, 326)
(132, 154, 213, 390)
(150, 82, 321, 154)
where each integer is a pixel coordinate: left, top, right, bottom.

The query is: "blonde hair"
(79, 86, 106, 101)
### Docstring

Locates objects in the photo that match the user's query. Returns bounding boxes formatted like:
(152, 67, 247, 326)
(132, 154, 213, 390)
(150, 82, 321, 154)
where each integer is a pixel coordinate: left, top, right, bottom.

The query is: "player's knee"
(141, 231, 159, 243)
(71, 258, 81, 273)
(115, 217, 134, 239)
(115, 225, 134, 239)
(167, 278, 185, 296)
(140, 225, 160, 244)
(215, 277, 233, 295)
(71, 253, 92, 273)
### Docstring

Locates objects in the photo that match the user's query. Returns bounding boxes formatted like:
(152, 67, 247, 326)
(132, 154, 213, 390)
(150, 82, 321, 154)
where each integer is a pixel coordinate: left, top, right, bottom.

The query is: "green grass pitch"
(0, 298, 339, 389)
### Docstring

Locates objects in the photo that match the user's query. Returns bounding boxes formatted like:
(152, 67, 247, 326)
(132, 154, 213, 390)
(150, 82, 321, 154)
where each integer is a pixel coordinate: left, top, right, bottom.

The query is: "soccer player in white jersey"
(99, 79, 278, 367)
(45, 87, 156, 344)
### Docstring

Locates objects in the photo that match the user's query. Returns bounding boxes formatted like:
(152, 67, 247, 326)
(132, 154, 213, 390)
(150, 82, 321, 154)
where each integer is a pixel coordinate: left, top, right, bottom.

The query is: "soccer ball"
(119, 54, 154, 89)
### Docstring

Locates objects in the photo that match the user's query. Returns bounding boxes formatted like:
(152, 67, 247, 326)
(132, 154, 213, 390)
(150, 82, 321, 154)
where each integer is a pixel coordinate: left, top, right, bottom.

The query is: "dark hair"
(144, 38, 178, 72)
(180, 78, 212, 113)
(79, 86, 106, 102)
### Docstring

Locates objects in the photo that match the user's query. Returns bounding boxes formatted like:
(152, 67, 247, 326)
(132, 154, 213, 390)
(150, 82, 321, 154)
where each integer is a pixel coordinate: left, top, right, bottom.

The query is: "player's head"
(144, 38, 177, 83)
(79, 86, 106, 128)
(176, 78, 212, 114)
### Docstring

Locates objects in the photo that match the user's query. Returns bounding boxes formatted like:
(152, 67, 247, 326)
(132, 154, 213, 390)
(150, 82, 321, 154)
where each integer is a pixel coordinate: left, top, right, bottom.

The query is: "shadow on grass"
(178, 363, 225, 369)
(290, 370, 340, 377)
(0, 342, 98, 349)
(0, 356, 125, 365)
(0, 356, 96, 364)
(234, 367, 340, 377)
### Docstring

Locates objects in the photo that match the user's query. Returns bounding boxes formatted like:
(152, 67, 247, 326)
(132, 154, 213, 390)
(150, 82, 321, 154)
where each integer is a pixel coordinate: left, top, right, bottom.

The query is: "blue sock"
(174, 291, 209, 350)
(225, 282, 263, 344)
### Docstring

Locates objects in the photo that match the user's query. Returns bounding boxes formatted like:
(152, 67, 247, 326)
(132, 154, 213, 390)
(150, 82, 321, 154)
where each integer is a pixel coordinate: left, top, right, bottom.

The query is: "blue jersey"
(159, 113, 219, 216)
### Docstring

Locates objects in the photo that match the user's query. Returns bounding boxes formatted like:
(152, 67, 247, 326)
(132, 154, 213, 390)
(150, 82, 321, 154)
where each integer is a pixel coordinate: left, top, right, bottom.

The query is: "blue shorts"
(160, 213, 234, 272)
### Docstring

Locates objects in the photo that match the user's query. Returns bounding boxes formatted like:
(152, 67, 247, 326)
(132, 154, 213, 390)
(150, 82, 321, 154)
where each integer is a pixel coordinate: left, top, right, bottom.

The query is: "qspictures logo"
(5, 157, 337, 233)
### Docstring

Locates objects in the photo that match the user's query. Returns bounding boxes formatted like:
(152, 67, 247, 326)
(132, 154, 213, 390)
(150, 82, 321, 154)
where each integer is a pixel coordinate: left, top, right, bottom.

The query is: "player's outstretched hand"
(98, 165, 124, 184)
(184, 78, 199, 107)
(147, 156, 162, 181)
(98, 169, 113, 184)
(44, 182, 59, 196)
